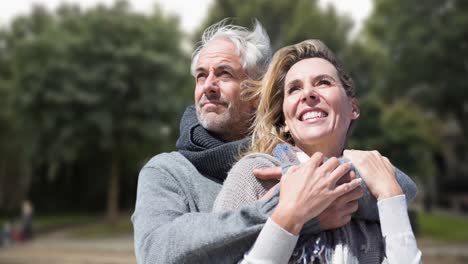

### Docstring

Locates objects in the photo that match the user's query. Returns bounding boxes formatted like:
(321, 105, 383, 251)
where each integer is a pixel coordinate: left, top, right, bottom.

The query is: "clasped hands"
(255, 150, 402, 235)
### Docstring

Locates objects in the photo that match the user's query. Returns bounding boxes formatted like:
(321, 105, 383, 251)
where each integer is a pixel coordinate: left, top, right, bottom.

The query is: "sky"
(0, 0, 372, 34)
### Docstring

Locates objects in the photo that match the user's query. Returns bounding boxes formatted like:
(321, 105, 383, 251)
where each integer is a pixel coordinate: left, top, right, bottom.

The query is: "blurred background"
(0, 0, 467, 263)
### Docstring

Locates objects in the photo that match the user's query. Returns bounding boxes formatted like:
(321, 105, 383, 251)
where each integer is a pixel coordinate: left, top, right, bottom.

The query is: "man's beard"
(196, 99, 251, 141)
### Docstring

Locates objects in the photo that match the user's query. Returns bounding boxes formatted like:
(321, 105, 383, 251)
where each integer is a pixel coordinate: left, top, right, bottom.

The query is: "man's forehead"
(196, 39, 243, 71)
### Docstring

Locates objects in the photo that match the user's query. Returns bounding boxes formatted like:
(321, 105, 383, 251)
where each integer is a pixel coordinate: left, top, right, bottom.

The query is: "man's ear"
(350, 98, 360, 120)
(249, 95, 260, 111)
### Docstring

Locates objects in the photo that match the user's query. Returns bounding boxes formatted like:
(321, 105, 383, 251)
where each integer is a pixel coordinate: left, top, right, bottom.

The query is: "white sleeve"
(378, 195, 422, 264)
(240, 218, 299, 264)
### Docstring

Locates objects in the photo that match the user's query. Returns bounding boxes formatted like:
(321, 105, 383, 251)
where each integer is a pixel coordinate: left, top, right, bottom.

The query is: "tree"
(197, 0, 353, 52)
(365, 0, 468, 198)
(198, 0, 449, 201)
(1, 1, 192, 222)
(0, 38, 32, 211)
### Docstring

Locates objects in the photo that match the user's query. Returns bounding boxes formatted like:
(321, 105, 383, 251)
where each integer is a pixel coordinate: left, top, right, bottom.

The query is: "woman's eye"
(287, 86, 301, 94)
(317, 79, 331, 86)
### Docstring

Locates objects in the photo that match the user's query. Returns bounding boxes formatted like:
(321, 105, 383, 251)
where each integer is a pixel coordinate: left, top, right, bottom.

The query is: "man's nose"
(202, 73, 220, 96)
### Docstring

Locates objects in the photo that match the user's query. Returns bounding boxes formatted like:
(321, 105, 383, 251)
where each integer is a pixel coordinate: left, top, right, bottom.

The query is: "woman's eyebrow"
(313, 74, 336, 81)
(285, 79, 302, 88)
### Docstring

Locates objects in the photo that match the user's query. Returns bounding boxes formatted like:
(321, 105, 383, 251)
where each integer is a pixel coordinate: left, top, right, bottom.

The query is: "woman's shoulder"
(230, 152, 281, 174)
(240, 152, 282, 166)
(214, 153, 280, 211)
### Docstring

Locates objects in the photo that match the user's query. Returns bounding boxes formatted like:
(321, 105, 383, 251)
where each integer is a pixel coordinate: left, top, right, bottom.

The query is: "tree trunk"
(106, 151, 120, 225)
(0, 157, 5, 208)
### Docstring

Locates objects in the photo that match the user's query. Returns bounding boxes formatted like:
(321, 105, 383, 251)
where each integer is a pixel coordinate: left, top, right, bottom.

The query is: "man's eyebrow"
(194, 66, 206, 73)
(195, 64, 235, 73)
(216, 64, 236, 73)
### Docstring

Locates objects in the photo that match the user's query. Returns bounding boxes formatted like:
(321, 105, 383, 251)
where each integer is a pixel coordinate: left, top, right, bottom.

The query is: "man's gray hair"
(190, 19, 272, 80)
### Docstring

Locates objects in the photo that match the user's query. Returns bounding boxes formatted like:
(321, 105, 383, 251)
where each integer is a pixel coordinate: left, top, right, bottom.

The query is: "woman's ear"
(351, 98, 360, 120)
(284, 123, 289, 133)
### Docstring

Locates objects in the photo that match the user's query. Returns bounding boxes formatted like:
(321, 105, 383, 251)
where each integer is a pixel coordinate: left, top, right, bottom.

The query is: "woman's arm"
(379, 195, 422, 264)
(343, 150, 422, 263)
(213, 153, 300, 264)
(214, 153, 361, 264)
(263, 144, 417, 222)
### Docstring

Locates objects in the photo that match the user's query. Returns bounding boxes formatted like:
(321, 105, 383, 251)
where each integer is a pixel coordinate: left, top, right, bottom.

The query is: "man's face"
(193, 38, 254, 141)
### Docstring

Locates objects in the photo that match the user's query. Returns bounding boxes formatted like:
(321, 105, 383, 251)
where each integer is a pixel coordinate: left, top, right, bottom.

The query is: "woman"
(213, 40, 421, 263)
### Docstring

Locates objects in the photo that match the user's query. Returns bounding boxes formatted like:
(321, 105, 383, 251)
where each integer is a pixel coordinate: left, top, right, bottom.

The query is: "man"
(132, 20, 366, 264)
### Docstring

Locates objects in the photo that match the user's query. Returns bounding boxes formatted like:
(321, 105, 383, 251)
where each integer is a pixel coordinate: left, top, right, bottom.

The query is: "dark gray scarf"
(176, 105, 250, 182)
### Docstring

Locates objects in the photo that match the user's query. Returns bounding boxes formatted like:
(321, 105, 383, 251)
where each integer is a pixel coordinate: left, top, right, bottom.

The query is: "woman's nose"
(301, 85, 319, 102)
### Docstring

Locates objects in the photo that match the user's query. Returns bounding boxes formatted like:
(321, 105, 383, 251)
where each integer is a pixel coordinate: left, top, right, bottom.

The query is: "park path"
(1, 230, 468, 264)
(0, 228, 136, 264)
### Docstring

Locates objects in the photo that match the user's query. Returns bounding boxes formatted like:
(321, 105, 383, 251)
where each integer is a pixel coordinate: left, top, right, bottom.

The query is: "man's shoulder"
(144, 151, 188, 167)
(141, 151, 196, 175)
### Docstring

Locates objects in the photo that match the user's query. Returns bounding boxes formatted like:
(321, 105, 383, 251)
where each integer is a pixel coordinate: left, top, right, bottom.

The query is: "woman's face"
(282, 58, 359, 156)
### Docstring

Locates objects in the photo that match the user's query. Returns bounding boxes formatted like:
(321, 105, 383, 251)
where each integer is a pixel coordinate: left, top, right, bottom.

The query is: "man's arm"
(253, 158, 418, 223)
(132, 163, 283, 264)
(214, 153, 360, 264)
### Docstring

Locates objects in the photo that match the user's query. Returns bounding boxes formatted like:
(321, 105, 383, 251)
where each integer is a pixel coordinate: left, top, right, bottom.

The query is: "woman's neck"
(296, 140, 344, 158)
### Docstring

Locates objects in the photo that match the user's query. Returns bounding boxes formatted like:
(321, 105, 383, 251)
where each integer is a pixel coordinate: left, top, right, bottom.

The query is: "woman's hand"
(343, 150, 403, 200)
(271, 152, 362, 235)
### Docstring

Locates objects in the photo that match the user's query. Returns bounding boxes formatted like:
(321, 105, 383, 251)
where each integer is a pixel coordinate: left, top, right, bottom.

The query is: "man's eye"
(196, 74, 206, 82)
(220, 71, 232, 78)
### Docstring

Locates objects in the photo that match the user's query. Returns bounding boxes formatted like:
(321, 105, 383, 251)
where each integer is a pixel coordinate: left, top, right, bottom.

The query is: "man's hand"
(271, 153, 361, 235)
(253, 166, 282, 180)
(317, 171, 364, 230)
(256, 164, 364, 230)
(255, 167, 282, 201)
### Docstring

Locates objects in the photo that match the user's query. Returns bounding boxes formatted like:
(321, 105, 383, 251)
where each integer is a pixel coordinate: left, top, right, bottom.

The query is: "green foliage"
(197, 0, 353, 52)
(366, 0, 468, 137)
(350, 95, 441, 182)
(0, 1, 192, 212)
(6, 2, 190, 166)
(1, 0, 462, 213)
(364, 0, 468, 195)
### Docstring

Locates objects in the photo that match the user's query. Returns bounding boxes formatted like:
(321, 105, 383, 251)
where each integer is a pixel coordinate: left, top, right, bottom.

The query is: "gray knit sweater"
(131, 151, 394, 264)
(132, 105, 414, 264)
(132, 151, 334, 264)
(214, 153, 416, 220)
(133, 105, 328, 264)
(213, 153, 418, 263)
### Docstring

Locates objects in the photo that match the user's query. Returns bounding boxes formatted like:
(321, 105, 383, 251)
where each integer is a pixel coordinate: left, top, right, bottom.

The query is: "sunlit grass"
(418, 211, 468, 242)
(1, 212, 132, 238)
(35, 213, 99, 230)
(1, 213, 99, 232)
(67, 216, 132, 238)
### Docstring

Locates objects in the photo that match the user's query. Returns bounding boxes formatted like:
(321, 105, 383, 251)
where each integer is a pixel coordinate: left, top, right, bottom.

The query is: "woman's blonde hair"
(243, 39, 356, 155)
